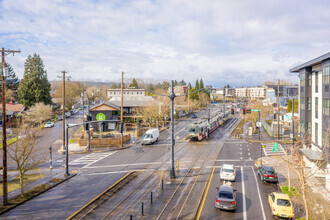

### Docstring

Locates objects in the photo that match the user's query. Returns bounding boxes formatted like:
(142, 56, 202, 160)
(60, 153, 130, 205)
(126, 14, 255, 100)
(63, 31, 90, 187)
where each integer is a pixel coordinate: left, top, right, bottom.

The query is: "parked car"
(215, 185, 236, 211)
(191, 113, 197, 118)
(44, 121, 54, 128)
(73, 109, 79, 114)
(65, 112, 71, 118)
(268, 192, 294, 219)
(58, 115, 63, 120)
(142, 129, 159, 145)
(258, 165, 278, 183)
(220, 164, 236, 181)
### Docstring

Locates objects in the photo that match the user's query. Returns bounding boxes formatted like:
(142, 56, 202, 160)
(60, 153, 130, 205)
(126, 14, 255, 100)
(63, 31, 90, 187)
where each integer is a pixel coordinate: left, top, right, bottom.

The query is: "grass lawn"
(281, 186, 300, 196)
(0, 173, 45, 196)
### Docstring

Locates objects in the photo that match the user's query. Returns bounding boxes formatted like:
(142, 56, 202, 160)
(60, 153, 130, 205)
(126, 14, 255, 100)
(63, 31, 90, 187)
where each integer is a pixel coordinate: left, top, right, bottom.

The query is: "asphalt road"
(0, 109, 203, 219)
(197, 139, 281, 220)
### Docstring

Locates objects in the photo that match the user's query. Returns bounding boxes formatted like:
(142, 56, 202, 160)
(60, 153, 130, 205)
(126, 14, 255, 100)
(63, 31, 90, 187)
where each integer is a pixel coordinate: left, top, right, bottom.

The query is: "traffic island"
(0, 173, 76, 215)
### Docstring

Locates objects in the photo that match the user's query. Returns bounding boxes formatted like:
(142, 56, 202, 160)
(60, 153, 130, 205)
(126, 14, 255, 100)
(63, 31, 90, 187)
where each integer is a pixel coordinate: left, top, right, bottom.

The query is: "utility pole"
(207, 103, 210, 138)
(87, 96, 90, 152)
(81, 92, 84, 125)
(170, 80, 176, 179)
(2, 47, 20, 205)
(121, 72, 124, 147)
(277, 79, 280, 140)
(59, 71, 67, 151)
(291, 98, 294, 159)
(258, 110, 261, 140)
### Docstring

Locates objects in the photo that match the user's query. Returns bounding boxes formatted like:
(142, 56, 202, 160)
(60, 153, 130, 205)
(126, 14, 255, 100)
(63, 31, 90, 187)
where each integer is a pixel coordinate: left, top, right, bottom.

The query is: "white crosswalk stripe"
(262, 143, 286, 156)
(69, 151, 117, 167)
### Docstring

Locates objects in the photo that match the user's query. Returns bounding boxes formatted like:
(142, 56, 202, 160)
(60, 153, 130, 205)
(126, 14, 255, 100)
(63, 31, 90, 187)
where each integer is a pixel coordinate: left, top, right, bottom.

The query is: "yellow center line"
(197, 166, 215, 220)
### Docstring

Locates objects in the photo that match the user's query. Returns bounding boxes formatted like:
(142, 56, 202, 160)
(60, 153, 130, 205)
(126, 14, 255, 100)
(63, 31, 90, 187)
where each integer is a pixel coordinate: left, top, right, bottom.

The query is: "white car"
(44, 121, 55, 128)
(220, 164, 236, 181)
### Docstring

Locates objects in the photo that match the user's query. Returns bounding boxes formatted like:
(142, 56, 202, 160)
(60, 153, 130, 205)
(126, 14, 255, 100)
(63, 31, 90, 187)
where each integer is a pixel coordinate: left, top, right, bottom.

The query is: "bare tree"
(8, 126, 44, 195)
(53, 81, 85, 110)
(282, 130, 329, 220)
(23, 102, 52, 126)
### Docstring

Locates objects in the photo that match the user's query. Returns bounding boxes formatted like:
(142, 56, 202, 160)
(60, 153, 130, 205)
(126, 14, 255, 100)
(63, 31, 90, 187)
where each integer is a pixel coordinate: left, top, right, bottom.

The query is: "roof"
(223, 164, 234, 169)
(299, 149, 325, 161)
(219, 185, 234, 192)
(273, 192, 290, 200)
(90, 101, 120, 111)
(109, 96, 156, 107)
(0, 103, 25, 113)
(290, 52, 330, 72)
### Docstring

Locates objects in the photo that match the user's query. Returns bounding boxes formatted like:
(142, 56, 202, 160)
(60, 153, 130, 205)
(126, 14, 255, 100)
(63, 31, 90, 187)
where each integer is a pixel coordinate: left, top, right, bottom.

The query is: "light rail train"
(188, 109, 231, 141)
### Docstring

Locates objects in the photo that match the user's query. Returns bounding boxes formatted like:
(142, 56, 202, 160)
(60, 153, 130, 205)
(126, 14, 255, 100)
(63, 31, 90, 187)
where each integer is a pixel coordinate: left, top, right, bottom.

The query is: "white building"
(235, 87, 248, 98)
(107, 89, 145, 99)
(248, 86, 266, 99)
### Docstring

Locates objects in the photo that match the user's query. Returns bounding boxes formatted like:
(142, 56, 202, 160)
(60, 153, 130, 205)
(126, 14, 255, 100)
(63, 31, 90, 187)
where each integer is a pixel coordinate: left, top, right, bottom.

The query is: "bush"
(281, 186, 300, 196)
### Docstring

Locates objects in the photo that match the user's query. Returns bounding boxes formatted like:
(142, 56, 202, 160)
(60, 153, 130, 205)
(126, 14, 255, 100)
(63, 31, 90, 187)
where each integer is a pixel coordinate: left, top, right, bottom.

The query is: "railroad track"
(155, 117, 239, 220)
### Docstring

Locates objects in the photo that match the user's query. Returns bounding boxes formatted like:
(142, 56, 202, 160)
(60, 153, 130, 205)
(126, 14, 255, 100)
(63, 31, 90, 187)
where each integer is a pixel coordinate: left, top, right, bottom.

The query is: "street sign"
(96, 113, 106, 121)
(245, 109, 251, 114)
(272, 143, 280, 153)
(256, 122, 261, 127)
(290, 133, 293, 139)
(248, 127, 253, 136)
(251, 109, 260, 112)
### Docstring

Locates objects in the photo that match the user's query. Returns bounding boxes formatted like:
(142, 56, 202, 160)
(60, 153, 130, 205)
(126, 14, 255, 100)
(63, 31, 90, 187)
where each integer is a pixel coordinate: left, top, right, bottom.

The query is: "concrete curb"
(0, 173, 77, 216)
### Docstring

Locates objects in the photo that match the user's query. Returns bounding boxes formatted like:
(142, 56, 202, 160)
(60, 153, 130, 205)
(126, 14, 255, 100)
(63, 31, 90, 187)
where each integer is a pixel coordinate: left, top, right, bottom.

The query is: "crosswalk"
(69, 151, 117, 168)
(262, 143, 286, 156)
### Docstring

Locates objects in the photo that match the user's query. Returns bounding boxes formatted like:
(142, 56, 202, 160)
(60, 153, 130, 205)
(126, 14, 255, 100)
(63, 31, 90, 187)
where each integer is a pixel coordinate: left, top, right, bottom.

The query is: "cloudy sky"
(1, 0, 330, 87)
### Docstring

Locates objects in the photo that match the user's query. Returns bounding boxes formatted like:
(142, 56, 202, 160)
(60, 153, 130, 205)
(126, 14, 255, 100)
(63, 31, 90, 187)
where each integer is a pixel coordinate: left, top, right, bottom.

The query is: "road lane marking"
(197, 166, 215, 220)
(241, 167, 247, 220)
(85, 169, 144, 175)
(214, 159, 241, 161)
(252, 167, 267, 220)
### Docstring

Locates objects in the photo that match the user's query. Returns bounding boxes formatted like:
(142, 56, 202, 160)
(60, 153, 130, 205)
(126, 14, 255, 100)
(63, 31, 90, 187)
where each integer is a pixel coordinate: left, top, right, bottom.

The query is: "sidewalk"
(0, 167, 66, 204)
(242, 122, 277, 142)
(261, 156, 330, 202)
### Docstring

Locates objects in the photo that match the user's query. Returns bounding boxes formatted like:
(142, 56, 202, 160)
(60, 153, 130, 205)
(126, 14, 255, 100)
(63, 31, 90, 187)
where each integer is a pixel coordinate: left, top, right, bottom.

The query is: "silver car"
(215, 185, 237, 211)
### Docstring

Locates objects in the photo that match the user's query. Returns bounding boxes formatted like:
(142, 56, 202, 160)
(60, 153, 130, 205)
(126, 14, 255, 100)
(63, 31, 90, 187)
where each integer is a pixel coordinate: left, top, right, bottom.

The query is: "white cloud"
(1, 0, 329, 87)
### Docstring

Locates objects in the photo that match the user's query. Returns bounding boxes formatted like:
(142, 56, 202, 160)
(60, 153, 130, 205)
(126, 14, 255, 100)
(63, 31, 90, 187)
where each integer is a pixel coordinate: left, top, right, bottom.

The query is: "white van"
(142, 129, 159, 145)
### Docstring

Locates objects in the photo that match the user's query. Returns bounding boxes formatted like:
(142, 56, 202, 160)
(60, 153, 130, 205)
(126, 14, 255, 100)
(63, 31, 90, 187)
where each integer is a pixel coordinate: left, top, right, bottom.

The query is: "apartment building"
(248, 86, 266, 99)
(235, 87, 248, 98)
(290, 52, 330, 190)
(107, 89, 145, 99)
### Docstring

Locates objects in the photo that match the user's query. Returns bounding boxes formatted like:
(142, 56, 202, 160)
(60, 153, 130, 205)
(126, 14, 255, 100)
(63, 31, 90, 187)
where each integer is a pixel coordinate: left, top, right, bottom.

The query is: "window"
(323, 67, 330, 84)
(315, 122, 318, 143)
(307, 121, 311, 135)
(301, 86, 304, 93)
(315, 72, 318, 93)
(315, 97, 318, 118)
(300, 98, 305, 110)
(114, 92, 116, 95)
(307, 97, 311, 110)
(325, 85, 329, 92)
(323, 99, 330, 116)
(308, 73, 312, 86)
(277, 199, 291, 207)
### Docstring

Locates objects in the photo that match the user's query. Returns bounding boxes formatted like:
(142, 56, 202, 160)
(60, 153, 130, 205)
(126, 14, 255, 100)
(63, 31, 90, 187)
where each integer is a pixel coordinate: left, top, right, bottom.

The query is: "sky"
(1, 0, 330, 88)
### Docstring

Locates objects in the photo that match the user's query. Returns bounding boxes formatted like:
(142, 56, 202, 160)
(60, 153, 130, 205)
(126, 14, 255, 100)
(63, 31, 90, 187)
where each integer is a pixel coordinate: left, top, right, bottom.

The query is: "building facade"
(247, 86, 266, 99)
(290, 52, 330, 190)
(107, 89, 145, 99)
(235, 87, 248, 98)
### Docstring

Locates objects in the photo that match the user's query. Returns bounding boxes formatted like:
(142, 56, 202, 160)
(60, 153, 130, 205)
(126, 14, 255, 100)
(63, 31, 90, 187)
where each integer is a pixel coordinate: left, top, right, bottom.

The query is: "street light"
(146, 81, 206, 179)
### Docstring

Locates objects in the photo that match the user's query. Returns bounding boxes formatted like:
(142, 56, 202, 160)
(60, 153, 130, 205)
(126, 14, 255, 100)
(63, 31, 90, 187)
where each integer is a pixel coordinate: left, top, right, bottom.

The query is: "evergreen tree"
(162, 81, 170, 90)
(129, 78, 139, 89)
(17, 54, 51, 107)
(0, 62, 19, 92)
(174, 80, 178, 87)
(199, 78, 204, 89)
(187, 83, 192, 91)
(111, 83, 118, 89)
(195, 79, 199, 90)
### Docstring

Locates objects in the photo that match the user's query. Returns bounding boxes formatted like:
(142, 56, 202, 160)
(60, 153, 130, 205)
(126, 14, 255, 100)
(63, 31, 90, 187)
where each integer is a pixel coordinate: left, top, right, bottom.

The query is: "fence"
(78, 133, 131, 147)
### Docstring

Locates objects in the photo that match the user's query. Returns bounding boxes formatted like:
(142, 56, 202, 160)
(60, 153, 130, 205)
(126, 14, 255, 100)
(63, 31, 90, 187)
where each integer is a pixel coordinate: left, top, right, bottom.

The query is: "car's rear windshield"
(266, 170, 276, 175)
(222, 169, 234, 173)
(219, 191, 233, 199)
(277, 199, 291, 206)
(189, 127, 198, 133)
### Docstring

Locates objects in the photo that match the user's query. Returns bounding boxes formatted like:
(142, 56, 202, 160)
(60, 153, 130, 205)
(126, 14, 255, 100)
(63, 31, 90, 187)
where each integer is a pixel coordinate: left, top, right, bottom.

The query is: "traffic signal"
(101, 121, 106, 132)
(87, 115, 92, 121)
(119, 122, 124, 133)
(243, 108, 246, 115)
(231, 109, 234, 114)
(84, 120, 89, 130)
